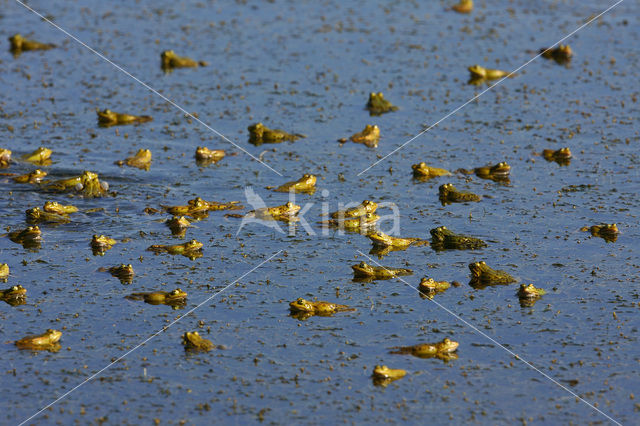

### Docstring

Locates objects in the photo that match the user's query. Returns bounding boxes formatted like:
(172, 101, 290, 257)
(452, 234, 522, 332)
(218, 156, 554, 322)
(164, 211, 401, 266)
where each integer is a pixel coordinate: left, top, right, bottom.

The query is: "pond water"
(1, 0, 638, 424)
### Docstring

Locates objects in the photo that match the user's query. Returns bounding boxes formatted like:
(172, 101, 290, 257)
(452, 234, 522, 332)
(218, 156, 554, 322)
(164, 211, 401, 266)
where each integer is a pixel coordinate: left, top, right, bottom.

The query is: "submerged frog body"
(251, 202, 301, 222)
(22, 147, 52, 165)
(25, 207, 70, 224)
(468, 65, 509, 80)
(91, 234, 117, 254)
(418, 277, 451, 295)
(349, 125, 380, 148)
(471, 161, 511, 181)
(161, 50, 207, 70)
(43, 201, 78, 215)
(390, 338, 459, 359)
(147, 239, 204, 259)
(166, 216, 191, 236)
(97, 109, 152, 127)
(182, 331, 215, 351)
(15, 329, 62, 351)
(367, 230, 427, 249)
(366, 92, 398, 116)
(411, 162, 451, 180)
(329, 200, 377, 219)
(451, 0, 473, 13)
(517, 283, 546, 307)
(542, 147, 572, 165)
(430, 226, 487, 250)
(195, 146, 225, 165)
(582, 223, 619, 242)
(325, 212, 379, 232)
(247, 122, 305, 145)
(540, 45, 573, 64)
(0, 285, 26, 305)
(0, 148, 11, 167)
(0, 263, 9, 281)
(272, 173, 317, 193)
(115, 149, 152, 170)
(289, 297, 354, 318)
(9, 34, 55, 52)
(372, 365, 407, 386)
(468, 261, 516, 288)
(9, 226, 42, 248)
(108, 264, 135, 284)
(438, 183, 481, 205)
(13, 169, 47, 184)
(351, 261, 413, 280)
(127, 288, 187, 308)
(45, 171, 109, 197)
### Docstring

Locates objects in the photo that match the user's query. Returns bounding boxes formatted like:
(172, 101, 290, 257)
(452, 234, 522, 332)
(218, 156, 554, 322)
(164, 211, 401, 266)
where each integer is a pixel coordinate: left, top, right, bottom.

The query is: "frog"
(324, 212, 380, 232)
(468, 261, 516, 288)
(21, 147, 52, 165)
(581, 223, 619, 243)
(0, 263, 9, 281)
(43, 201, 78, 215)
(108, 264, 135, 284)
(9, 226, 42, 247)
(25, 207, 71, 224)
(251, 202, 301, 222)
(289, 297, 354, 318)
(271, 173, 317, 193)
(430, 226, 487, 251)
(329, 200, 378, 219)
(540, 45, 573, 64)
(164, 197, 242, 218)
(389, 338, 459, 359)
(438, 183, 481, 205)
(182, 331, 215, 351)
(517, 283, 546, 301)
(366, 92, 398, 116)
(468, 65, 509, 80)
(45, 171, 109, 197)
(0, 148, 12, 167)
(126, 288, 187, 308)
(349, 124, 380, 148)
(91, 234, 117, 254)
(166, 216, 191, 237)
(12, 169, 47, 184)
(460, 161, 511, 181)
(367, 230, 427, 249)
(0, 285, 27, 305)
(411, 162, 451, 180)
(372, 365, 407, 386)
(418, 277, 451, 296)
(115, 149, 152, 170)
(195, 146, 225, 165)
(161, 50, 207, 70)
(15, 329, 62, 351)
(147, 239, 204, 260)
(247, 122, 305, 145)
(541, 147, 572, 165)
(9, 34, 56, 52)
(96, 109, 153, 127)
(451, 0, 473, 13)
(351, 261, 413, 280)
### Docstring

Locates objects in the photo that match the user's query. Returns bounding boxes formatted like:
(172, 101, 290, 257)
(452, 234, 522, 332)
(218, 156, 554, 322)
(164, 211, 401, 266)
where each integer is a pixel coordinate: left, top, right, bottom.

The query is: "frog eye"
(359, 262, 366, 267)
(127, 264, 132, 268)
(286, 202, 293, 208)
(443, 338, 450, 344)
(303, 174, 310, 178)
(11, 286, 19, 291)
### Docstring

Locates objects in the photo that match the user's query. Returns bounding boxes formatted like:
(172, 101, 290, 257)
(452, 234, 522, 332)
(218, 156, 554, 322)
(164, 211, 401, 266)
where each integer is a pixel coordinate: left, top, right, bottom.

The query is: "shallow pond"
(1, 0, 639, 424)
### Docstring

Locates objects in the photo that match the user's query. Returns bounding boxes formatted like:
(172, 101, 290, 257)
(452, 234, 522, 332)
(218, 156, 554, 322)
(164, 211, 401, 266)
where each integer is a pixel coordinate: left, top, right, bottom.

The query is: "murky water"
(1, 0, 639, 424)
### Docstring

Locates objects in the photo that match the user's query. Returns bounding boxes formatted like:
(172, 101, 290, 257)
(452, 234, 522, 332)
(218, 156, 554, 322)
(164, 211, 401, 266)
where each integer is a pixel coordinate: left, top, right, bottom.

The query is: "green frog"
(0, 148, 11, 167)
(582, 223, 619, 242)
(289, 297, 354, 318)
(0, 263, 9, 281)
(351, 261, 413, 280)
(96, 109, 153, 127)
(43, 201, 78, 215)
(329, 200, 377, 219)
(166, 216, 191, 237)
(468, 261, 516, 288)
(367, 230, 427, 249)
(161, 50, 207, 70)
(9, 34, 56, 52)
(540, 45, 573, 64)
(0, 285, 26, 306)
(182, 331, 215, 351)
(468, 161, 511, 181)
(349, 124, 380, 148)
(247, 122, 305, 145)
(251, 202, 301, 222)
(195, 146, 225, 165)
(126, 288, 187, 308)
(272, 173, 317, 193)
(15, 329, 62, 351)
(12, 169, 47, 184)
(452, 0, 473, 13)
(438, 183, 481, 205)
(542, 147, 572, 165)
(9, 226, 42, 248)
(147, 239, 204, 259)
(418, 277, 451, 296)
(366, 92, 398, 116)
(372, 365, 407, 386)
(107, 264, 135, 284)
(45, 171, 109, 197)
(411, 162, 451, 180)
(518, 283, 545, 300)
(324, 212, 379, 232)
(115, 148, 152, 170)
(430, 226, 487, 251)
(468, 65, 509, 80)
(389, 338, 459, 359)
(25, 207, 70, 224)
(22, 147, 52, 165)
(91, 235, 117, 254)
(164, 197, 241, 218)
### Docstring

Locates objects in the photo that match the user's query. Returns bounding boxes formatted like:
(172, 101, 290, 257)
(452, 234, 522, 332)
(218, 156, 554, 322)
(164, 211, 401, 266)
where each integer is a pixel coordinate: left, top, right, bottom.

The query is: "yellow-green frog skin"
(350, 124, 380, 148)
(273, 174, 317, 193)
(9, 34, 56, 52)
(43, 201, 78, 215)
(115, 149, 152, 170)
(108, 264, 135, 283)
(390, 338, 459, 358)
(542, 147, 572, 164)
(468, 65, 508, 80)
(438, 183, 481, 204)
(0, 148, 12, 167)
(329, 200, 377, 219)
(0, 263, 9, 281)
(13, 169, 47, 184)
(166, 216, 191, 236)
(9, 226, 42, 245)
(0, 285, 27, 305)
(165, 197, 241, 217)
(468, 261, 516, 287)
(147, 239, 204, 259)
(22, 147, 52, 165)
(247, 122, 305, 145)
(46, 171, 108, 197)
(96, 109, 152, 126)
(325, 212, 379, 232)
(366, 92, 398, 116)
(430, 226, 487, 250)
(451, 0, 473, 13)
(15, 329, 62, 351)
(540, 45, 573, 64)
(411, 162, 451, 180)
(252, 202, 301, 221)
(472, 162, 511, 181)
(127, 288, 187, 306)
(161, 50, 206, 70)
(418, 277, 451, 294)
(91, 235, 117, 251)
(195, 146, 225, 164)
(182, 331, 215, 351)
(289, 297, 354, 316)
(367, 230, 426, 249)
(518, 284, 546, 299)
(351, 261, 413, 280)
(25, 207, 70, 224)
(372, 365, 407, 384)
(582, 223, 619, 242)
